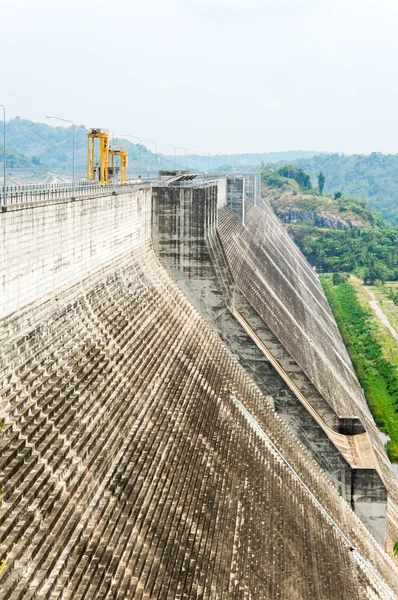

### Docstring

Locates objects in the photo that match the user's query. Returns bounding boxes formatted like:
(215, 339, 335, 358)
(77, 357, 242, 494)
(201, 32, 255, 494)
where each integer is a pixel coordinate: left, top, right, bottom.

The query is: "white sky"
(1, 0, 398, 155)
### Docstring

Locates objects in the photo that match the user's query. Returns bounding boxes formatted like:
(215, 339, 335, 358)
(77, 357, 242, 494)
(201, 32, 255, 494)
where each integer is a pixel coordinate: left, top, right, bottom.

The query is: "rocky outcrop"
(276, 208, 362, 229)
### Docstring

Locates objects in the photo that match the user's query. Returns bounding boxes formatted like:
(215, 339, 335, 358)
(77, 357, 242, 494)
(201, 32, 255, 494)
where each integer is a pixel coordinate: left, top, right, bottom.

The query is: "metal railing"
(0, 172, 232, 207)
(0, 180, 159, 207)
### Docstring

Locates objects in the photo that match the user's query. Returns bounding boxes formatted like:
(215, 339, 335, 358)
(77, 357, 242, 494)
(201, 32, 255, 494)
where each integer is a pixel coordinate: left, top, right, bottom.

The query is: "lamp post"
(187, 149, 198, 172)
(0, 104, 6, 209)
(161, 142, 177, 170)
(142, 138, 158, 179)
(177, 147, 188, 170)
(123, 134, 142, 181)
(46, 115, 75, 198)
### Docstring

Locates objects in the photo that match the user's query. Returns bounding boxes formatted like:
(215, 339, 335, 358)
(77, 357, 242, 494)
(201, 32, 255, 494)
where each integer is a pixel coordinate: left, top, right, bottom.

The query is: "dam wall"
(1, 241, 397, 597)
(244, 172, 261, 204)
(0, 188, 152, 319)
(152, 181, 390, 546)
(218, 198, 398, 549)
(1, 180, 398, 596)
(226, 176, 245, 223)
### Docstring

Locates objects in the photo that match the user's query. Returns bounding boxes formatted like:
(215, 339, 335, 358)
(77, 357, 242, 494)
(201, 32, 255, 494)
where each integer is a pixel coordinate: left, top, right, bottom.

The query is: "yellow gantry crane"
(0, 554, 9, 577)
(87, 129, 129, 185)
(87, 128, 110, 184)
(109, 146, 128, 184)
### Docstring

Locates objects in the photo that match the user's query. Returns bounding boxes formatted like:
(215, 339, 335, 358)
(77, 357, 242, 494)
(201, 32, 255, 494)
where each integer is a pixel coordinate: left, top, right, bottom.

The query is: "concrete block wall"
(244, 173, 258, 204)
(0, 189, 152, 319)
(217, 177, 227, 208)
(226, 176, 245, 223)
(152, 185, 218, 279)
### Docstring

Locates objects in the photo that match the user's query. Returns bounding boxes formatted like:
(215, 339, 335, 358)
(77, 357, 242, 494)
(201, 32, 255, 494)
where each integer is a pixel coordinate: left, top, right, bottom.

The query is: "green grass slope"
(321, 276, 398, 463)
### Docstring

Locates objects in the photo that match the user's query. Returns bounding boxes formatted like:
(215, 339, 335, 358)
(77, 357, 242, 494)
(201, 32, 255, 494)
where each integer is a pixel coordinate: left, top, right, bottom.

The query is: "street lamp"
(0, 104, 6, 209)
(161, 142, 177, 170)
(187, 149, 198, 172)
(142, 138, 158, 179)
(123, 134, 142, 180)
(46, 115, 75, 198)
(176, 147, 188, 170)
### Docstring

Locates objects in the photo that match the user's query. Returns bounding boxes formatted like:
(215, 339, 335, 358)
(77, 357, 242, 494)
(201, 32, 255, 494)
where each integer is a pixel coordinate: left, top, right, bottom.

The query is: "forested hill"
(0, 117, 321, 173)
(283, 153, 398, 225)
(0, 118, 166, 172)
(261, 165, 398, 282)
(0, 144, 42, 169)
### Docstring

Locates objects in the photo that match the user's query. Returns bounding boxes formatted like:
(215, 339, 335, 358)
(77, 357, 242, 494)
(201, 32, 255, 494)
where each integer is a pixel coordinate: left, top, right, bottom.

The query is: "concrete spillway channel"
(0, 180, 397, 598)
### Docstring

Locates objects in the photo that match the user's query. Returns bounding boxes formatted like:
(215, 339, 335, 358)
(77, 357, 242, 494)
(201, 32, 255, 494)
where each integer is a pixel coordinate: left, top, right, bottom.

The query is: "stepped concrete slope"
(0, 181, 397, 598)
(152, 180, 398, 550)
(217, 192, 398, 550)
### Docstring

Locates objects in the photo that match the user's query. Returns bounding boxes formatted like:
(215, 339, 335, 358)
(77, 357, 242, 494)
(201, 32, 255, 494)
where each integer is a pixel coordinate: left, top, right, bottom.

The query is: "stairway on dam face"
(0, 186, 398, 598)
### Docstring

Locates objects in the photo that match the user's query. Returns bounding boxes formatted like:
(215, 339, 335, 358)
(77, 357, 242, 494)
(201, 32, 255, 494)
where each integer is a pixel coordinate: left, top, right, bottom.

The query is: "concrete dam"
(1, 172, 398, 599)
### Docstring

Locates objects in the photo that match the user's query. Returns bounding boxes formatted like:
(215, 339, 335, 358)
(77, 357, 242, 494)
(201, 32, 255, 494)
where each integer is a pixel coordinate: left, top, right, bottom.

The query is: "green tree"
(277, 164, 312, 190)
(318, 171, 325, 195)
(334, 191, 342, 200)
(363, 264, 389, 285)
(333, 272, 349, 286)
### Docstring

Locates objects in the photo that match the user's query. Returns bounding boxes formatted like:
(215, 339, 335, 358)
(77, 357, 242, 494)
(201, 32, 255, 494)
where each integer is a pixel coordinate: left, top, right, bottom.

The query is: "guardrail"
(0, 173, 231, 207)
(0, 180, 159, 207)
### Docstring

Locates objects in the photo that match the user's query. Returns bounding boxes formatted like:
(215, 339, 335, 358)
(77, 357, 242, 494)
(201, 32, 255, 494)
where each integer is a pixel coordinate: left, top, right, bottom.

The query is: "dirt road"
(351, 275, 398, 342)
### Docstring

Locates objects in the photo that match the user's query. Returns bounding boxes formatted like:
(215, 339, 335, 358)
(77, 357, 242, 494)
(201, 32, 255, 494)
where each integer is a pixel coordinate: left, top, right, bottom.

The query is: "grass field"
(321, 275, 398, 463)
(353, 280, 398, 367)
(375, 283, 398, 333)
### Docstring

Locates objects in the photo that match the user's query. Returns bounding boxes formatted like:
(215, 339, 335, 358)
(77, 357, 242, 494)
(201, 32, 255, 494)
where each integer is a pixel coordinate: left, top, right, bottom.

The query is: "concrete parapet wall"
(0, 189, 152, 319)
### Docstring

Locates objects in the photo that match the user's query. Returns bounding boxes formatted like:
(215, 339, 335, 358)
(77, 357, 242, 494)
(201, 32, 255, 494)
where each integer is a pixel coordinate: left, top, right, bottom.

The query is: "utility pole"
(46, 115, 75, 198)
(161, 142, 177, 170)
(0, 104, 6, 208)
(123, 134, 142, 180)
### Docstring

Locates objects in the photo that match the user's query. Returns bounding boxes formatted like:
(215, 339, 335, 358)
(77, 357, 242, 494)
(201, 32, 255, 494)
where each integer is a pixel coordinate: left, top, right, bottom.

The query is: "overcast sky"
(1, 0, 398, 155)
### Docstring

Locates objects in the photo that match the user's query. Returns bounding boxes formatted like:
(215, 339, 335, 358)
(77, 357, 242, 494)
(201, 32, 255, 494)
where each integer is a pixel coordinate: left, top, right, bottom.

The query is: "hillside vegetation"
(261, 165, 398, 282)
(0, 117, 323, 174)
(322, 276, 398, 462)
(283, 152, 398, 225)
(0, 143, 43, 169)
(0, 118, 171, 172)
